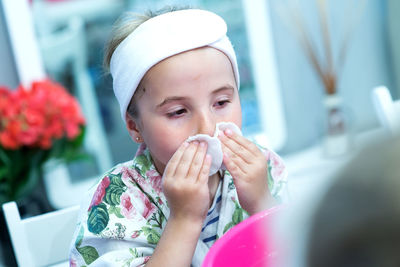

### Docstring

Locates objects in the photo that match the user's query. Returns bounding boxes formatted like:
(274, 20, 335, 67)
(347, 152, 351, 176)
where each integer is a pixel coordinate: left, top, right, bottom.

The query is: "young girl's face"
(129, 47, 242, 174)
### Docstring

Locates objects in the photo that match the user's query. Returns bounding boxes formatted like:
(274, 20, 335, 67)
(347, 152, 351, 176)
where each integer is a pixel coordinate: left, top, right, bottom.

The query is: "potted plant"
(0, 79, 86, 205)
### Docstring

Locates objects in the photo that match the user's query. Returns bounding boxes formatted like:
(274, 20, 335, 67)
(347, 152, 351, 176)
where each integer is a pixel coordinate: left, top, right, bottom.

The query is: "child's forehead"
(141, 48, 236, 96)
(144, 47, 232, 76)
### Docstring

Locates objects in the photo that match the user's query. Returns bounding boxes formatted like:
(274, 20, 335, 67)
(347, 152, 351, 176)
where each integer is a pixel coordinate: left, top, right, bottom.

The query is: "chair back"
(372, 86, 400, 134)
(2, 201, 80, 267)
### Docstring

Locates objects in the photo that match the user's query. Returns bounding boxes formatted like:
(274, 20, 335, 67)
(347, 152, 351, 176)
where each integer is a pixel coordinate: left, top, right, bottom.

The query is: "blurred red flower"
(0, 79, 86, 204)
(0, 79, 85, 149)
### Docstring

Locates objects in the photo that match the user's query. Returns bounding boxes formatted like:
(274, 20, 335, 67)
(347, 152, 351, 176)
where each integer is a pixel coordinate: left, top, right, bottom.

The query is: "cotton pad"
(216, 122, 242, 137)
(187, 134, 223, 175)
(186, 122, 242, 176)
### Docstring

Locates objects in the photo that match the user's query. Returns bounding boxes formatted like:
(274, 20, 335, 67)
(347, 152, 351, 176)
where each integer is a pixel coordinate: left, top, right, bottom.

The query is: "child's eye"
(166, 108, 187, 118)
(214, 100, 230, 108)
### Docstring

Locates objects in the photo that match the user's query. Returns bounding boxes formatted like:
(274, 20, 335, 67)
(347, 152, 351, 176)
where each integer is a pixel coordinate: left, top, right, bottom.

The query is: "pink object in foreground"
(202, 205, 283, 267)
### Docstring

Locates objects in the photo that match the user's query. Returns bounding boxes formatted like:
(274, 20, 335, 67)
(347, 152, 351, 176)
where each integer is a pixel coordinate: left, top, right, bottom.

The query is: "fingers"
(222, 145, 246, 175)
(174, 141, 200, 178)
(186, 141, 208, 180)
(197, 154, 212, 184)
(219, 129, 258, 163)
(165, 141, 189, 178)
(167, 141, 210, 182)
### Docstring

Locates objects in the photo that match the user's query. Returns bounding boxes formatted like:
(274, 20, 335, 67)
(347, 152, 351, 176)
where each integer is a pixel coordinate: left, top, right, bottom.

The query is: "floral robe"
(69, 144, 287, 267)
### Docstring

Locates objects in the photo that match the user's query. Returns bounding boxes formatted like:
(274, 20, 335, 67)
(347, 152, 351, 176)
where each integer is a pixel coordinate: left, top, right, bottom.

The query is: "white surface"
(241, 0, 286, 151)
(372, 86, 400, 133)
(2, 202, 79, 267)
(283, 127, 387, 200)
(2, 0, 45, 87)
(33, 0, 123, 29)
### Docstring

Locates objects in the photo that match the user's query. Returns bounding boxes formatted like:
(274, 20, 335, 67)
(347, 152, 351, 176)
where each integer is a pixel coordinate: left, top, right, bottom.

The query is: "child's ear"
(125, 113, 143, 143)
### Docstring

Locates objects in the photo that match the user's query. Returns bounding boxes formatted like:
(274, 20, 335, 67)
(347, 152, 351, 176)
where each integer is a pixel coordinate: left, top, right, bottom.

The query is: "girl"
(69, 6, 287, 267)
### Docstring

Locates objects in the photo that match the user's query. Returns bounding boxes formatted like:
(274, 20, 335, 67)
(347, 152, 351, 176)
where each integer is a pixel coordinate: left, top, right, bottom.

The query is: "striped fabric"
(200, 182, 222, 248)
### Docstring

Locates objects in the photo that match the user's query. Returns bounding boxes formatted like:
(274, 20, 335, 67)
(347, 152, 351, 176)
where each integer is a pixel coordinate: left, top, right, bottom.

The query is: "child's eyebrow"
(156, 96, 187, 108)
(212, 85, 235, 95)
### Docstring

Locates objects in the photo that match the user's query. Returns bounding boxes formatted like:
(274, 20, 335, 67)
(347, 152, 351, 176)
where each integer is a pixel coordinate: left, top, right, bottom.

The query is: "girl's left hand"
(219, 128, 275, 215)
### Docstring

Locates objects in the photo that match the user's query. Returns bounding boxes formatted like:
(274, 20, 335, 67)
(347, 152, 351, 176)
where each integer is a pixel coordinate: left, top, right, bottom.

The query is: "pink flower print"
(142, 197, 156, 219)
(143, 256, 151, 264)
(120, 192, 136, 219)
(263, 150, 272, 161)
(69, 257, 77, 267)
(131, 230, 141, 239)
(122, 165, 149, 191)
(135, 190, 156, 219)
(147, 169, 162, 194)
(121, 166, 137, 188)
(270, 154, 286, 181)
(89, 176, 110, 210)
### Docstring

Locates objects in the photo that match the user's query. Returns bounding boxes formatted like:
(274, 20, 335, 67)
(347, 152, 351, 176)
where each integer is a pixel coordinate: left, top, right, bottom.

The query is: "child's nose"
(197, 112, 216, 137)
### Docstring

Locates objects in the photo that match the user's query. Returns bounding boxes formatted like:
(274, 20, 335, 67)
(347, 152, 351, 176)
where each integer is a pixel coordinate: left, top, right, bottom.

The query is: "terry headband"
(110, 9, 240, 121)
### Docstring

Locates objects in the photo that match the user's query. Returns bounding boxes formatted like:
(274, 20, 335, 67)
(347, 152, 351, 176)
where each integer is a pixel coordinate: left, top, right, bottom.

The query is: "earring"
(136, 136, 141, 142)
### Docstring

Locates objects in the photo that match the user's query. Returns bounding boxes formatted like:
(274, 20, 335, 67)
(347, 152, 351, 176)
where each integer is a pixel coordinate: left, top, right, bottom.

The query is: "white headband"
(110, 9, 240, 121)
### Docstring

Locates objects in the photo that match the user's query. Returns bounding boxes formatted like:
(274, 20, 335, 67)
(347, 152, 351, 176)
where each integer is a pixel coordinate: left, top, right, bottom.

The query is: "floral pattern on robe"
(69, 143, 287, 266)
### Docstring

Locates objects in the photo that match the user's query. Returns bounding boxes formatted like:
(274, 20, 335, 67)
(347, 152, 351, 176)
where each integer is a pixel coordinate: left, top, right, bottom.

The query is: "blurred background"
(0, 0, 399, 266)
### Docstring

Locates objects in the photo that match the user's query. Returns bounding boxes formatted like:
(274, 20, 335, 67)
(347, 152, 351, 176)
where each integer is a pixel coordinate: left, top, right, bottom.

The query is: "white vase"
(322, 94, 352, 157)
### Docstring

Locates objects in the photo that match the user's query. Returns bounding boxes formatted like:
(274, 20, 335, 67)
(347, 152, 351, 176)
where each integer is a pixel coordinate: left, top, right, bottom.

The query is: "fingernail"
(225, 129, 233, 136)
(200, 141, 206, 147)
(183, 141, 189, 147)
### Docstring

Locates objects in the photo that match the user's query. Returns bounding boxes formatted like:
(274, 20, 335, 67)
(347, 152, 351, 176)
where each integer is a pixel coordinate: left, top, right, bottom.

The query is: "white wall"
(269, 0, 394, 153)
(0, 5, 18, 89)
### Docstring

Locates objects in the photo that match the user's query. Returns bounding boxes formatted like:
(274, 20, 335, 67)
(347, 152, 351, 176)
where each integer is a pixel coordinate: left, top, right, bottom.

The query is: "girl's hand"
(162, 141, 212, 223)
(219, 129, 274, 215)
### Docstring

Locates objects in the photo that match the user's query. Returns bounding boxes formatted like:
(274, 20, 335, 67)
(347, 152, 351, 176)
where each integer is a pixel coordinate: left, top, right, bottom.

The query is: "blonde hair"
(104, 6, 191, 118)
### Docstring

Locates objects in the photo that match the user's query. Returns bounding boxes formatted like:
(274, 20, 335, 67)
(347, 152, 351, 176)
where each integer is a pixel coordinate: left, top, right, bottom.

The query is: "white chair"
(371, 86, 400, 134)
(2, 201, 80, 267)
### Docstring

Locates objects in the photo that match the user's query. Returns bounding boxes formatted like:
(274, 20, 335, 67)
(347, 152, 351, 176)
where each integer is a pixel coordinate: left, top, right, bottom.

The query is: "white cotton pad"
(186, 122, 242, 176)
(216, 122, 242, 137)
(187, 134, 223, 176)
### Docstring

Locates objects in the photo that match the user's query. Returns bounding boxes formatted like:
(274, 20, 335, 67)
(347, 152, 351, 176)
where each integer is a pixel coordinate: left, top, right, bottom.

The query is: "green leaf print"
(103, 174, 126, 206)
(104, 184, 124, 206)
(228, 178, 235, 191)
(77, 245, 100, 265)
(88, 203, 109, 234)
(109, 173, 124, 186)
(75, 226, 84, 248)
(108, 205, 124, 218)
(232, 205, 244, 225)
(129, 248, 140, 258)
(267, 161, 273, 190)
(135, 154, 152, 176)
(142, 226, 160, 245)
(223, 222, 235, 234)
(223, 202, 245, 233)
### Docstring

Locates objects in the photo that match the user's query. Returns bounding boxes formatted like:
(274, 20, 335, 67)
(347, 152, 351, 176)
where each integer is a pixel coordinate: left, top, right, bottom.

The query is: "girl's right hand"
(162, 141, 212, 223)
